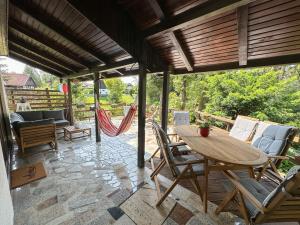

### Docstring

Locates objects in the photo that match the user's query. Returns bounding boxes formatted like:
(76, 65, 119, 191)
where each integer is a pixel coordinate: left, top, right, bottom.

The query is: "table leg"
(248, 167, 255, 178)
(204, 157, 209, 213)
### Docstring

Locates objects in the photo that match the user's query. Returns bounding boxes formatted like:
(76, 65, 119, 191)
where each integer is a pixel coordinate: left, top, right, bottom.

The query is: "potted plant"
(199, 121, 210, 137)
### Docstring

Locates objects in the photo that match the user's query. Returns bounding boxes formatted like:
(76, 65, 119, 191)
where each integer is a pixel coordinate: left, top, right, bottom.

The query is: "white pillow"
(229, 116, 258, 141)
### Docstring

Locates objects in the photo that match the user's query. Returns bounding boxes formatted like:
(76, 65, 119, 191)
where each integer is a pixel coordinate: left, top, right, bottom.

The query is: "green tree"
(146, 74, 162, 105)
(105, 78, 125, 103)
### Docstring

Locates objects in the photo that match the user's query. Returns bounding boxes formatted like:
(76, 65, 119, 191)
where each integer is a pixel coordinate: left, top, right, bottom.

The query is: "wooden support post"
(67, 79, 74, 125)
(94, 72, 101, 142)
(161, 71, 170, 132)
(138, 65, 147, 168)
(46, 88, 52, 109)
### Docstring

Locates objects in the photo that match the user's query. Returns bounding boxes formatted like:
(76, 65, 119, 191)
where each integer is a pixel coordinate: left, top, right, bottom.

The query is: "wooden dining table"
(174, 125, 268, 213)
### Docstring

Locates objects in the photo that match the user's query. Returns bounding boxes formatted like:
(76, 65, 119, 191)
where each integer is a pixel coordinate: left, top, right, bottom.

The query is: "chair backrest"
(173, 111, 190, 126)
(151, 120, 179, 177)
(251, 124, 297, 165)
(251, 121, 275, 145)
(254, 166, 300, 223)
(229, 115, 258, 141)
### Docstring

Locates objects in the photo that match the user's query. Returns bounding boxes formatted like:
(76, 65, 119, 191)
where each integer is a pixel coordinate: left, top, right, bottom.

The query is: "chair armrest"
(224, 170, 266, 213)
(267, 155, 289, 160)
(174, 159, 204, 166)
(168, 142, 187, 148)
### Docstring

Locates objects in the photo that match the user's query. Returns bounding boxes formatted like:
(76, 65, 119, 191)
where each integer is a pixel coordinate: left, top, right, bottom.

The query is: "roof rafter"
(68, 0, 168, 72)
(9, 21, 89, 69)
(147, 0, 193, 71)
(9, 52, 64, 77)
(10, 1, 110, 66)
(63, 58, 137, 79)
(0, 0, 8, 55)
(9, 35, 77, 73)
(9, 44, 67, 75)
(144, 0, 254, 40)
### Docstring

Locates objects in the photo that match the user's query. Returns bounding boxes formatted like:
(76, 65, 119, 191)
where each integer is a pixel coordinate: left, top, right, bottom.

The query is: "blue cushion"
(10, 113, 24, 124)
(252, 125, 294, 156)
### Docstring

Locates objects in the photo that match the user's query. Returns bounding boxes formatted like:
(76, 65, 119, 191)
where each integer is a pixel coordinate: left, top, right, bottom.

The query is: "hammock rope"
(96, 102, 137, 137)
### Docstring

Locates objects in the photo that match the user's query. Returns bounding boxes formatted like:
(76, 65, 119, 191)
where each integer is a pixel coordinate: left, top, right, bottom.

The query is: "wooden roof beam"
(237, 5, 248, 66)
(9, 52, 64, 77)
(10, 1, 110, 66)
(169, 32, 193, 71)
(9, 21, 89, 69)
(147, 0, 193, 71)
(0, 0, 8, 55)
(63, 58, 136, 79)
(144, 0, 254, 40)
(9, 45, 67, 76)
(9, 36, 77, 73)
(68, 0, 168, 72)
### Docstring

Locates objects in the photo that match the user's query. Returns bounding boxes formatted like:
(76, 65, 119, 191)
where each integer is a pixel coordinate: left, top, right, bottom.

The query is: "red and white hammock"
(96, 103, 137, 137)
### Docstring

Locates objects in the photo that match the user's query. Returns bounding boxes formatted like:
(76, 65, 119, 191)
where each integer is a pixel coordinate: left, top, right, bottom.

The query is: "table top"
(175, 125, 268, 166)
(64, 125, 91, 132)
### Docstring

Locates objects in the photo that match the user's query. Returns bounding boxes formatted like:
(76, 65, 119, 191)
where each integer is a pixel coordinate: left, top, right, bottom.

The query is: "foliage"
(199, 121, 210, 128)
(121, 94, 134, 105)
(104, 78, 126, 103)
(146, 74, 162, 105)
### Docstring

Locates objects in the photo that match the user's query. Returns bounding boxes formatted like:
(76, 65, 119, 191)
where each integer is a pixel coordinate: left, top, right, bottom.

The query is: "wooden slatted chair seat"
(216, 166, 300, 224)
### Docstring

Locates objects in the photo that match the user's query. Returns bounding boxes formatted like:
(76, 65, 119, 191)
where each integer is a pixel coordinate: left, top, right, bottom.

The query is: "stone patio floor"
(10, 119, 297, 225)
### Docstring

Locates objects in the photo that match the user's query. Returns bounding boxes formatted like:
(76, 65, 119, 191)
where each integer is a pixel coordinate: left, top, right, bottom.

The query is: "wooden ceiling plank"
(146, 0, 165, 21)
(169, 32, 193, 71)
(64, 58, 137, 79)
(237, 5, 248, 66)
(9, 52, 64, 77)
(9, 35, 77, 73)
(0, 0, 8, 55)
(10, 1, 111, 66)
(9, 21, 89, 69)
(144, 0, 254, 40)
(68, 0, 168, 72)
(9, 46, 67, 75)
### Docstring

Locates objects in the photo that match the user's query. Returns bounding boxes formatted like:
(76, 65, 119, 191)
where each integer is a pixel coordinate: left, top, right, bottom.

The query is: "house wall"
(0, 141, 14, 225)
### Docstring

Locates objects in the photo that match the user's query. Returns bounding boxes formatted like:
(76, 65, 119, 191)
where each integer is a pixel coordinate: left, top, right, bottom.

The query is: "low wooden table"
(64, 125, 91, 141)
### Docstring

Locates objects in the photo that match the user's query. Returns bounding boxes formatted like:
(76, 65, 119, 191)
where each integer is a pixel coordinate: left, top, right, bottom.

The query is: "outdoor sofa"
(10, 109, 69, 153)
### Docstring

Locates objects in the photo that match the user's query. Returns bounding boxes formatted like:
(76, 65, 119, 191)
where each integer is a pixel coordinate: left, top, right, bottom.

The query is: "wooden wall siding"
(248, 0, 300, 60)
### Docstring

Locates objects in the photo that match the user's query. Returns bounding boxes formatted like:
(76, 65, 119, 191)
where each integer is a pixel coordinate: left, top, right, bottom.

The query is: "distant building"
(82, 80, 109, 96)
(2, 73, 36, 89)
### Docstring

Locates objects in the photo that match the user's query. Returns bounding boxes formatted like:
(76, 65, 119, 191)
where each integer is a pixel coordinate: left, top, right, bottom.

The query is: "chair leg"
(204, 158, 209, 213)
(256, 162, 269, 181)
(150, 159, 166, 180)
(215, 189, 237, 215)
(237, 191, 250, 225)
(190, 176, 203, 201)
(156, 165, 191, 206)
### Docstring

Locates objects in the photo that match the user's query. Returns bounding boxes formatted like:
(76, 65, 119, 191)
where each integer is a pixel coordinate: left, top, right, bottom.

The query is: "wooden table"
(174, 125, 268, 212)
(64, 125, 91, 141)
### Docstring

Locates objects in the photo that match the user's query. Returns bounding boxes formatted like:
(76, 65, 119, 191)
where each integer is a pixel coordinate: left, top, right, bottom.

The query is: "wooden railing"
(6, 88, 67, 111)
(196, 111, 300, 144)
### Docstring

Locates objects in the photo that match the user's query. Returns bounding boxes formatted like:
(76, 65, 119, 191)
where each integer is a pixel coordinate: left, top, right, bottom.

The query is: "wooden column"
(237, 5, 248, 66)
(138, 65, 147, 168)
(161, 71, 170, 132)
(67, 79, 74, 125)
(94, 72, 101, 142)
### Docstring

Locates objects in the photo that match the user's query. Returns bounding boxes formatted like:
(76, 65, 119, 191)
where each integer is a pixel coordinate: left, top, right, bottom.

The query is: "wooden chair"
(229, 115, 258, 142)
(150, 121, 204, 206)
(215, 166, 300, 224)
(251, 123, 298, 181)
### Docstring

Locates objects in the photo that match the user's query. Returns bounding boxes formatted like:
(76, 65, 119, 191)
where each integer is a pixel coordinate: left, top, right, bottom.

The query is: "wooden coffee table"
(64, 125, 91, 141)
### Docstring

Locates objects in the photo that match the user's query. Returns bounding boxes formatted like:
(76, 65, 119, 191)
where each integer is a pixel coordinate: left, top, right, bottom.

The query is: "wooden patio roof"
(0, 0, 300, 79)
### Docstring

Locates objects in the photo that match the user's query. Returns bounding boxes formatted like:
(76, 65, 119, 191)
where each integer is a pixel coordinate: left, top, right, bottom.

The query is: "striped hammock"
(96, 104, 137, 137)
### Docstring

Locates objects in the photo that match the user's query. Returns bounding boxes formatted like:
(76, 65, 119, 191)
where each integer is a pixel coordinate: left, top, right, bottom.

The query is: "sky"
(3, 56, 137, 84)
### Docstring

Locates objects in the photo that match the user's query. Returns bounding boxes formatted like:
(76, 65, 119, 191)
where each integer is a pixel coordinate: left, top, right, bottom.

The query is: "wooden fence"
(6, 88, 67, 111)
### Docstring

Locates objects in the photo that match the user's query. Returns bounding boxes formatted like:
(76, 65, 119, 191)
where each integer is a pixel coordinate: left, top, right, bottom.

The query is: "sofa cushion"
(54, 120, 69, 127)
(13, 119, 54, 136)
(17, 111, 43, 121)
(10, 113, 24, 124)
(252, 125, 294, 156)
(43, 110, 65, 121)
